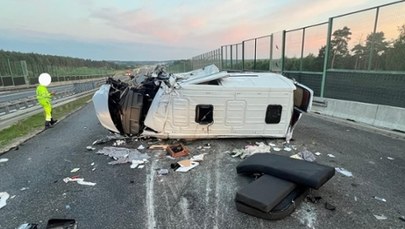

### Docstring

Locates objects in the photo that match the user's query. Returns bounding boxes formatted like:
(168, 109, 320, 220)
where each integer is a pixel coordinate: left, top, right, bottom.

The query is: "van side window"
(265, 105, 282, 124)
(195, 105, 214, 124)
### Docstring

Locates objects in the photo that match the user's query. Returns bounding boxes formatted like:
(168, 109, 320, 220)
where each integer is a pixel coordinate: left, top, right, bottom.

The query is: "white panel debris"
(0, 158, 9, 163)
(96, 147, 150, 167)
(63, 177, 96, 186)
(0, 192, 10, 209)
(335, 168, 353, 177)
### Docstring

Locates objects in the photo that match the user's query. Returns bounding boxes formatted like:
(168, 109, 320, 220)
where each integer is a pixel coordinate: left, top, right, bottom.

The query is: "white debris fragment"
(138, 165, 145, 169)
(86, 146, 96, 151)
(63, 177, 96, 186)
(130, 160, 145, 169)
(290, 154, 303, 160)
(91, 162, 95, 166)
(373, 196, 387, 202)
(283, 147, 292, 152)
(335, 168, 353, 177)
(97, 147, 150, 167)
(292, 202, 317, 228)
(70, 168, 80, 173)
(374, 214, 387, 220)
(137, 145, 145, 150)
(176, 161, 199, 172)
(158, 169, 169, 175)
(0, 158, 9, 163)
(191, 153, 207, 162)
(92, 134, 125, 145)
(298, 149, 316, 162)
(10, 195, 16, 199)
(315, 152, 321, 156)
(92, 168, 96, 171)
(387, 157, 394, 160)
(354, 196, 358, 201)
(0, 192, 10, 209)
(113, 140, 126, 146)
(20, 187, 29, 191)
(269, 143, 276, 147)
(327, 154, 336, 158)
(273, 147, 281, 152)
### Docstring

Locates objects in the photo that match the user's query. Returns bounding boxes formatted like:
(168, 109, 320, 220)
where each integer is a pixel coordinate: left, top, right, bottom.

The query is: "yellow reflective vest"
(36, 85, 52, 105)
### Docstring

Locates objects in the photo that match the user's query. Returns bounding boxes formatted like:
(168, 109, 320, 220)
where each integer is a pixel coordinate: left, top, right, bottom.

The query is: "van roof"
(221, 72, 295, 89)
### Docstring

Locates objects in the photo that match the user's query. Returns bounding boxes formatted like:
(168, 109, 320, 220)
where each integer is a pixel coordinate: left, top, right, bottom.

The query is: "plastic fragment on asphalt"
(335, 168, 353, 177)
(63, 177, 96, 186)
(138, 165, 145, 169)
(17, 223, 38, 229)
(374, 214, 387, 220)
(70, 168, 80, 173)
(399, 216, 405, 222)
(373, 196, 387, 202)
(283, 147, 292, 152)
(269, 143, 276, 147)
(176, 161, 199, 172)
(203, 143, 211, 149)
(387, 157, 394, 160)
(354, 196, 358, 201)
(158, 169, 169, 175)
(149, 144, 169, 150)
(86, 146, 96, 151)
(0, 192, 10, 209)
(315, 152, 321, 156)
(97, 147, 150, 166)
(273, 147, 281, 152)
(130, 160, 145, 169)
(297, 149, 316, 162)
(113, 140, 126, 146)
(92, 134, 125, 145)
(324, 202, 336, 211)
(91, 162, 95, 166)
(0, 158, 9, 163)
(290, 154, 303, 160)
(137, 145, 145, 150)
(20, 187, 29, 191)
(327, 154, 336, 158)
(191, 153, 207, 162)
(11, 195, 16, 199)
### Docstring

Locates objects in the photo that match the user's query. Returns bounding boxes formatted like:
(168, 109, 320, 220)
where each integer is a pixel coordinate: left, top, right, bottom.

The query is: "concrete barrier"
(311, 97, 405, 132)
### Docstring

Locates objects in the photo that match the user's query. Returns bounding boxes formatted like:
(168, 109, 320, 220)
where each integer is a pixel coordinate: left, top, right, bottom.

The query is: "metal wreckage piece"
(92, 64, 313, 140)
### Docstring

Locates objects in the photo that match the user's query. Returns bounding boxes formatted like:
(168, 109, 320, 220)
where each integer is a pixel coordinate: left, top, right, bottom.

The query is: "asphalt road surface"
(0, 85, 73, 103)
(0, 104, 404, 229)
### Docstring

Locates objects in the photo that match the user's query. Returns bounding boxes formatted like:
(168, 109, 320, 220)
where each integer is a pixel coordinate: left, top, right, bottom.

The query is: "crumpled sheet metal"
(96, 147, 150, 165)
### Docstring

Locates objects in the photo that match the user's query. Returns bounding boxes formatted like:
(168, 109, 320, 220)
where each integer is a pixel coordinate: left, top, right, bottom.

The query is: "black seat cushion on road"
(236, 153, 335, 189)
(235, 174, 309, 220)
(235, 174, 297, 212)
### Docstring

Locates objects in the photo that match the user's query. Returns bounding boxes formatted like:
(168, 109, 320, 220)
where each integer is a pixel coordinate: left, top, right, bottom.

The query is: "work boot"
(50, 118, 58, 125)
(45, 121, 53, 129)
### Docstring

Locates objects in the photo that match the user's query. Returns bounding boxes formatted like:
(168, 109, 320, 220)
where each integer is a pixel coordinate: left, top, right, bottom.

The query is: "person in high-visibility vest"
(36, 73, 57, 129)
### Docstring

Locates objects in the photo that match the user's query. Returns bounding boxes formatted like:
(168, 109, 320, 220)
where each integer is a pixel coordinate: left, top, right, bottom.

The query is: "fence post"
(230, 45, 233, 69)
(269, 34, 273, 71)
(221, 46, 224, 70)
(254, 39, 257, 70)
(281, 30, 286, 74)
(300, 28, 306, 72)
(321, 17, 333, 98)
(242, 41, 245, 71)
(368, 7, 380, 70)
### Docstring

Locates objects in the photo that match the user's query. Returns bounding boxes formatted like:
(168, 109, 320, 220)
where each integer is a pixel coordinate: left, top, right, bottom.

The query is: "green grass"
(0, 94, 93, 147)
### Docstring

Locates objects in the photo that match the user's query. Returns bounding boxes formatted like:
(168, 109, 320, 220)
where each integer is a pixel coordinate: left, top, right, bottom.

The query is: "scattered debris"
(306, 195, 322, 204)
(175, 161, 199, 172)
(231, 142, 272, 159)
(269, 143, 276, 147)
(130, 159, 147, 169)
(63, 177, 96, 186)
(273, 147, 281, 152)
(283, 147, 292, 152)
(0, 192, 10, 209)
(92, 134, 125, 145)
(324, 202, 336, 211)
(315, 152, 321, 156)
(10, 195, 16, 199)
(91, 162, 95, 166)
(70, 168, 80, 173)
(149, 144, 169, 150)
(354, 196, 358, 201)
(167, 144, 189, 158)
(327, 154, 336, 158)
(138, 165, 145, 169)
(387, 157, 394, 160)
(203, 143, 211, 149)
(191, 153, 207, 162)
(373, 196, 387, 202)
(113, 139, 126, 146)
(335, 168, 353, 177)
(297, 149, 316, 162)
(399, 216, 405, 222)
(96, 147, 150, 167)
(86, 146, 96, 151)
(157, 169, 169, 175)
(20, 187, 29, 191)
(290, 154, 303, 160)
(17, 223, 38, 229)
(137, 145, 145, 150)
(374, 214, 387, 220)
(0, 158, 9, 163)
(65, 205, 71, 210)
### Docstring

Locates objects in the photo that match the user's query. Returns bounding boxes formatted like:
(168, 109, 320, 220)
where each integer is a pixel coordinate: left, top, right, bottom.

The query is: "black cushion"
(235, 174, 296, 212)
(236, 153, 335, 189)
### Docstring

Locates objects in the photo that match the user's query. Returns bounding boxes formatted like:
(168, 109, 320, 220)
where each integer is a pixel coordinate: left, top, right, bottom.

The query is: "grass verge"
(0, 94, 93, 147)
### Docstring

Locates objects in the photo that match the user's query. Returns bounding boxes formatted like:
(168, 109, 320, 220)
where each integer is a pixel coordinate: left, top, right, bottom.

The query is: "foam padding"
(235, 175, 296, 212)
(236, 153, 335, 189)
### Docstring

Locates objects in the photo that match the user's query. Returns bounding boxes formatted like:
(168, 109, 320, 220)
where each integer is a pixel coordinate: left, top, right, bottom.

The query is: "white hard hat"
(38, 73, 52, 86)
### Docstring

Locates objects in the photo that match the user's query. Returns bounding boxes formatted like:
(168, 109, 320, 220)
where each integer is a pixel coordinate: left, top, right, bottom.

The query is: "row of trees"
(285, 24, 405, 72)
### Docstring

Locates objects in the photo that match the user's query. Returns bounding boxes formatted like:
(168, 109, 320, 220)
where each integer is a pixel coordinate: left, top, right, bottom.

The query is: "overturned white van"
(92, 65, 313, 140)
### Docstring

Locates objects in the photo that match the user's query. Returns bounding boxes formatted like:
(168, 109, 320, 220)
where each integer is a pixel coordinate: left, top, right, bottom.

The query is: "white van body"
(92, 65, 313, 140)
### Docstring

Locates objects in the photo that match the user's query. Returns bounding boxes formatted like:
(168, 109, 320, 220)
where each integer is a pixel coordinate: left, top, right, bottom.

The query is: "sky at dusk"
(0, 0, 401, 61)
